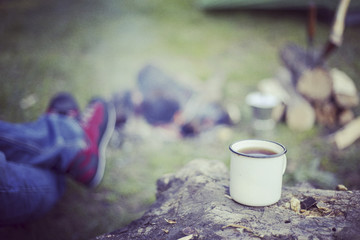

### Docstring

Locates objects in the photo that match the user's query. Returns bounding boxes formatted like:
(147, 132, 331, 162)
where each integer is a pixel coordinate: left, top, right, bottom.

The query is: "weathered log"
(331, 68, 359, 108)
(94, 159, 360, 240)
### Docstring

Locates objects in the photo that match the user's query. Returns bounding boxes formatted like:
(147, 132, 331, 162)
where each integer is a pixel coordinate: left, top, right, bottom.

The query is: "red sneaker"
(67, 98, 115, 187)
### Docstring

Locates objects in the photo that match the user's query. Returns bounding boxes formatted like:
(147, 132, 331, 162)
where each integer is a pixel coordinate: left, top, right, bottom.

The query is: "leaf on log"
(165, 218, 177, 224)
(177, 234, 193, 240)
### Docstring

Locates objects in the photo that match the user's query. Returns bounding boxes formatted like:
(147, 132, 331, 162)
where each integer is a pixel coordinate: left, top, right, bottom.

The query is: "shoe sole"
(87, 100, 116, 188)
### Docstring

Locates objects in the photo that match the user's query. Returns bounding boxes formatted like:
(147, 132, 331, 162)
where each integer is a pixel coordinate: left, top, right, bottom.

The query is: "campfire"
(110, 64, 235, 146)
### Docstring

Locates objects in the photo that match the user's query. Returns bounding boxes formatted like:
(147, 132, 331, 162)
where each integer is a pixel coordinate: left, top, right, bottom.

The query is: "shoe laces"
(81, 103, 97, 128)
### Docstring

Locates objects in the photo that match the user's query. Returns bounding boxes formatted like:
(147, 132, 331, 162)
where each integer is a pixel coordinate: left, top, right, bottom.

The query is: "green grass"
(1, 0, 360, 239)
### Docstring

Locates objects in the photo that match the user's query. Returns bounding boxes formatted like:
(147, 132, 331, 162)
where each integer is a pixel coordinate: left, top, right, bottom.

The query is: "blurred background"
(0, 0, 359, 239)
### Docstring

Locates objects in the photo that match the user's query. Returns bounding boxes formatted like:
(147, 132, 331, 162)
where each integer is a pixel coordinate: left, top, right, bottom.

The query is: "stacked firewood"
(282, 44, 358, 127)
(258, 44, 359, 149)
(258, 0, 360, 149)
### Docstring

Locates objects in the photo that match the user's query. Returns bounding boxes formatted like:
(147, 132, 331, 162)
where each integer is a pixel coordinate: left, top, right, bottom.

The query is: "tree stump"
(94, 159, 360, 240)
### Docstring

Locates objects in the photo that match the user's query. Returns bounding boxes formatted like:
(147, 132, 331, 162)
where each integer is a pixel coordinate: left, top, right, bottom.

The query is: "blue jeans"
(0, 114, 86, 225)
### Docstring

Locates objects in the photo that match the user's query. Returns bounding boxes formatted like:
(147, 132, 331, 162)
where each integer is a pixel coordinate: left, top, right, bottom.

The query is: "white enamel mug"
(229, 139, 287, 206)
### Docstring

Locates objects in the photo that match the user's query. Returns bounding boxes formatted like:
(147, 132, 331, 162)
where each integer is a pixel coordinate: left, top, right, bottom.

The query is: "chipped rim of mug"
(229, 139, 287, 159)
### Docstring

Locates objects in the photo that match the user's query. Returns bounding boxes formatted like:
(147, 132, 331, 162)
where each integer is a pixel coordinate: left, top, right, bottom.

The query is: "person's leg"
(0, 93, 115, 225)
(0, 114, 86, 172)
(0, 97, 115, 187)
(0, 93, 80, 225)
(0, 152, 65, 225)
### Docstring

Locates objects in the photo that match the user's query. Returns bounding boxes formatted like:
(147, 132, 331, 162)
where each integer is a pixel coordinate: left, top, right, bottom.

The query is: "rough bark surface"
(95, 159, 360, 240)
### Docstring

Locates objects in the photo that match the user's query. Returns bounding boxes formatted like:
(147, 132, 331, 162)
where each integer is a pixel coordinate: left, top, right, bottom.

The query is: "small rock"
(165, 218, 177, 224)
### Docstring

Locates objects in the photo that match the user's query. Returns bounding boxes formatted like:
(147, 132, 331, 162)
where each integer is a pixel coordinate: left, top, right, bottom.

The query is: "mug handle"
(282, 155, 287, 175)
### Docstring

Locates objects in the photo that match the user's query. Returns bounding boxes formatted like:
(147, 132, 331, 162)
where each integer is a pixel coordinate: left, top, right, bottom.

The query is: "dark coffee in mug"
(237, 147, 277, 157)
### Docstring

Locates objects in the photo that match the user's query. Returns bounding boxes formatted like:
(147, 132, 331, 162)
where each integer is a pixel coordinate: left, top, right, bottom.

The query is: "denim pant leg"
(0, 114, 86, 224)
(0, 152, 66, 225)
(0, 114, 86, 172)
